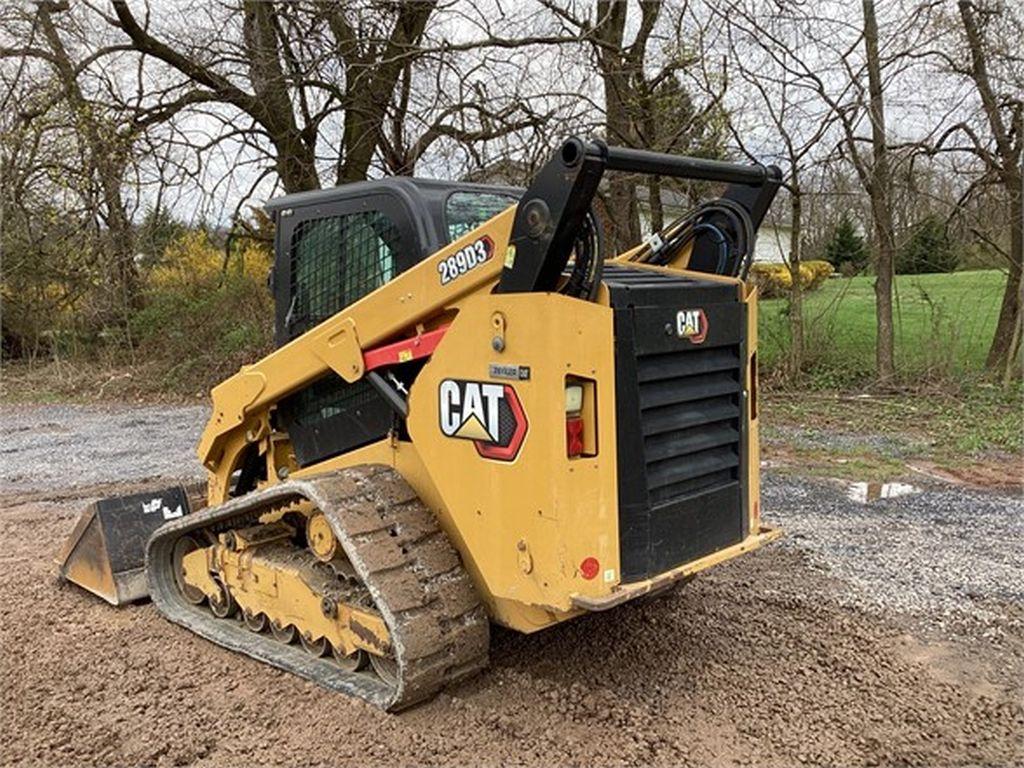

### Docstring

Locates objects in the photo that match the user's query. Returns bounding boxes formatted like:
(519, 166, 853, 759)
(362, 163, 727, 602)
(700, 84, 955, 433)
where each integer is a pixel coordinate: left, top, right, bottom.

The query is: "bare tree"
(860, 0, 897, 383)
(1, 1, 153, 324)
(716, 10, 838, 377)
(105, 1, 554, 196)
(539, 0, 728, 252)
(933, 1, 1023, 376)
(719, 0, 942, 384)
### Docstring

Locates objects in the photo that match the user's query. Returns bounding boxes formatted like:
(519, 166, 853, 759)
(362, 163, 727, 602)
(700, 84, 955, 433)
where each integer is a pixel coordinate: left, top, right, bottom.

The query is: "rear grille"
(606, 266, 748, 582)
(637, 346, 742, 505)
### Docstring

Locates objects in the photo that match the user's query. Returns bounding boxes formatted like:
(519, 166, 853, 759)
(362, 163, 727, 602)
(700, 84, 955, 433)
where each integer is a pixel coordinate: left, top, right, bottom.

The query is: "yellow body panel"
(407, 291, 619, 617)
(198, 207, 516, 484)
(196, 205, 775, 634)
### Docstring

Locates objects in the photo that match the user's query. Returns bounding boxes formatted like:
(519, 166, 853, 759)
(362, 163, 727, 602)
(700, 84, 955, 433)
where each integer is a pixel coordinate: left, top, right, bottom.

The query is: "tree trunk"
(595, 0, 641, 252)
(956, 0, 1021, 374)
(787, 190, 804, 378)
(638, 81, 663, 235)
(647, 176, 664, 233)
(272, 133, 321, 193)
(335, 2, 435, 183)
(986, 183, 1023, 370)
(869, 200, 898, 384)
(862, 0, 896, 384)
(101, 165, 141, 316)
(243, 1, 320, 193)
(955, 0, 1024, 374)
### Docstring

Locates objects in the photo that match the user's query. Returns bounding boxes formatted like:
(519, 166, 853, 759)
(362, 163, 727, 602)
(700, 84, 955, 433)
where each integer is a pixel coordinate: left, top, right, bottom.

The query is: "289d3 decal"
(438, 379, 528, 461)
(438, 235, 494, 285)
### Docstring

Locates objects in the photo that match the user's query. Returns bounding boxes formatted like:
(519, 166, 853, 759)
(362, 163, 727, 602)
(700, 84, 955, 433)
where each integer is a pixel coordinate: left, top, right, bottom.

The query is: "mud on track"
(0, 403, 1022, 766)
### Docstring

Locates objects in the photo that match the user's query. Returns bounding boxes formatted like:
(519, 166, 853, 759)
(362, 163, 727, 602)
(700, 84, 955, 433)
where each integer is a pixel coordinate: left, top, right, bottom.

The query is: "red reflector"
(580, 557, 599, 580)
(566, 416, 584, 457)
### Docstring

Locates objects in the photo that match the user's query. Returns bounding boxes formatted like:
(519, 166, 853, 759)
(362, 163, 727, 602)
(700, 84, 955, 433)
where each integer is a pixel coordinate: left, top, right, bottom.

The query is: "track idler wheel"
(172, 536, 206, 606)
(306, 512, 338, 562)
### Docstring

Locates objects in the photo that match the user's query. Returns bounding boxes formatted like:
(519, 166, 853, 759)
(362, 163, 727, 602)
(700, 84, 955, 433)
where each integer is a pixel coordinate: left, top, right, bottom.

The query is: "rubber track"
(146, 466, 490, 710)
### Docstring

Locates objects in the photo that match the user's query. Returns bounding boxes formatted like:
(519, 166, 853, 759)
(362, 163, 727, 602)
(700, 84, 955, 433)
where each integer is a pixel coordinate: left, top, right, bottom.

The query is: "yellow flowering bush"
(149, 230, 271, 290)
(748, 260, 834, 298)
(803, 260, 835, 290)
(130, 230, 274, 392)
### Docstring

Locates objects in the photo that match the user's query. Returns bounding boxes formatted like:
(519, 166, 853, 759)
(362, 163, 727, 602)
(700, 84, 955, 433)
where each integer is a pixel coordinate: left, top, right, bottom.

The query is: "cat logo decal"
(676, 308, 708, 344)
(438, 379, 528, 461)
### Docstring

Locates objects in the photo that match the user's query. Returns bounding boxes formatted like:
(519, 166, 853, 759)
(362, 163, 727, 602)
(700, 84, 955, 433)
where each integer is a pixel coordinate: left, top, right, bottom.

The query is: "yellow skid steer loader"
(59, 138, 783, 710)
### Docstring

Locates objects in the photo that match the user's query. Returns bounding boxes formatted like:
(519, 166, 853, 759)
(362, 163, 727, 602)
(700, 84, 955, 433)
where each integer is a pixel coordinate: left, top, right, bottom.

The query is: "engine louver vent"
(637, 345, 742, 506)
(605, 266, 748, 582)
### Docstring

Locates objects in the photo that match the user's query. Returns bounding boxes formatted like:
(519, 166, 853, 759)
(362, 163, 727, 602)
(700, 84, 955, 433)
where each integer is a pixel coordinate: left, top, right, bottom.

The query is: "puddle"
(847, 481, 920, 503)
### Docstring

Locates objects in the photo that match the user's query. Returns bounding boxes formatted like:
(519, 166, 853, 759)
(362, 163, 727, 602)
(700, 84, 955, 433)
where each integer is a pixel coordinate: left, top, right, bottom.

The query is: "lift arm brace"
(496, 137, 781, 294)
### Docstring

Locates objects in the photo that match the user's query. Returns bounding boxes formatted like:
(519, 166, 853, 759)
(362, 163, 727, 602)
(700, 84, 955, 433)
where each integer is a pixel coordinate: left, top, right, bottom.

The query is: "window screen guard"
(287, 210, 401, 339)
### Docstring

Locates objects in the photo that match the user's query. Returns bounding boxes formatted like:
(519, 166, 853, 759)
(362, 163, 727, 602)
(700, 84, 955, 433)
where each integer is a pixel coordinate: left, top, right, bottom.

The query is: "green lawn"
(758, 269, 1008, 385)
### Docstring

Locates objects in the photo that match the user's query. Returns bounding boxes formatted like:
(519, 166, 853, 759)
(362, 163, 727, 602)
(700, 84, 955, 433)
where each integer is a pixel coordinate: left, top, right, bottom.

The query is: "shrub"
(748, 260, 833, 298)
(797, 263, 815, 287)
(748, 263, 792, 298)
(958, 241, 1003, 271)
(803, 259, 835, 289)
(130, 230, 274, 394)
(824, 214, 869, 274)
(897, 215, 958, 274)
(136, 207, 187, 265)
(148, 229, 271, 288)
(1, 203, 110, 360)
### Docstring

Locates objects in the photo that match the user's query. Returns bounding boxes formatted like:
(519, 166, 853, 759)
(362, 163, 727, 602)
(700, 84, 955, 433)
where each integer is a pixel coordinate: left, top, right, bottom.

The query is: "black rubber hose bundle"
(560, 210, 604, 300)
(648, 197, 756, 278)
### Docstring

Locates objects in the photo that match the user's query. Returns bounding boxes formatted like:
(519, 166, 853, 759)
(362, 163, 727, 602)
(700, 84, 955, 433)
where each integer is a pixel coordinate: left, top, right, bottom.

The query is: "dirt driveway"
(1, 403, 1021, 767)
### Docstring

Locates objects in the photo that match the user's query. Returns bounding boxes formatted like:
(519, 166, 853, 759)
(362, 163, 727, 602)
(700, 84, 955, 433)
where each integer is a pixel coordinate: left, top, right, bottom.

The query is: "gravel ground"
(1, 402, 1021, 767)
(0, 403, 206, 493)
(766, 475, 1024, 634)
(764, 422, 932, 459)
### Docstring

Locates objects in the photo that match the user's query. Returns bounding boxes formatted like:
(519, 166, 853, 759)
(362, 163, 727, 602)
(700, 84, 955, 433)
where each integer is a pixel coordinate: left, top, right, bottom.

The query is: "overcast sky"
(1, 0, 1000, 227)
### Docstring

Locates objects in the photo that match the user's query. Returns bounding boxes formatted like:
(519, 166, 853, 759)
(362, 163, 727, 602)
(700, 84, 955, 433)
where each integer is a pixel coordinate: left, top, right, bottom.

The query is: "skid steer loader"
(59, 137, 783, 709)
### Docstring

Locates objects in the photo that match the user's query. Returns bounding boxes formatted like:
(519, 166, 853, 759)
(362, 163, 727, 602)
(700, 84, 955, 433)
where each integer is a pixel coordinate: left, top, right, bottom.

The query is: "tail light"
(566, 417, 585, 457)
(565, 383, 585, 457)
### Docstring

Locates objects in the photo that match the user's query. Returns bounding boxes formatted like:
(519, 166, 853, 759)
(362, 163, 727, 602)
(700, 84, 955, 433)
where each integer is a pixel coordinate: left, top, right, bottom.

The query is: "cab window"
(445, 191, 517, 242)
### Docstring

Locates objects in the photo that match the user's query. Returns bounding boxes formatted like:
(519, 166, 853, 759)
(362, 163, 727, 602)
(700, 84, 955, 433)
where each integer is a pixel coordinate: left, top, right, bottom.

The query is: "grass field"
(758, 269, 1009, 386)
